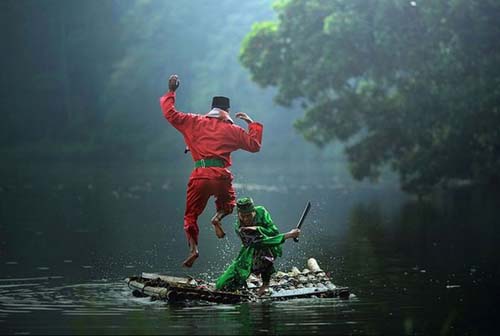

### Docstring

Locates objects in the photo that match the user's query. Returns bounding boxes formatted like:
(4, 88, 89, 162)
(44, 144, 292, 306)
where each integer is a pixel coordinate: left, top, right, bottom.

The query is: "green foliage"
(0, 0, 352, 177)
(240, 0, 500, 193)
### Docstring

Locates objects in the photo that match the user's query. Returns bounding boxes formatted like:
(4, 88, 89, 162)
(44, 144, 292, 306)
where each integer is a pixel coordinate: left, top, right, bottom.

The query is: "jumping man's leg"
(182, 236, 199, 268)
(182, 179, 210, 268)
(211, 211, 230, 238)
(212, 179, 236, 239)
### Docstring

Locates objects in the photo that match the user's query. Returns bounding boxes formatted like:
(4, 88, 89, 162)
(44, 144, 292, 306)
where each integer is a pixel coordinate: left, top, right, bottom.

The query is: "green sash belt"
(194, 158, 225, 168)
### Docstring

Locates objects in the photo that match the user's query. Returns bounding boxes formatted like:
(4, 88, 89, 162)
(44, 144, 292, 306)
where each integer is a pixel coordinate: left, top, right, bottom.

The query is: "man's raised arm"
(234, 112, 263, 153)
(159, 74, 192, 131)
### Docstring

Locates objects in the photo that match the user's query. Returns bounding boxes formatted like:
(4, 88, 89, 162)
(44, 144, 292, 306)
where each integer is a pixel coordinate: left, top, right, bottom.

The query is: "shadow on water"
(1, 162, 499, 334)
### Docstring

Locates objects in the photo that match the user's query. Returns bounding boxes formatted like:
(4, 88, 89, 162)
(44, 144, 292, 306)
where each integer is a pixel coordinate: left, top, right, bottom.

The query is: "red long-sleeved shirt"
(160, 91, 263, 179)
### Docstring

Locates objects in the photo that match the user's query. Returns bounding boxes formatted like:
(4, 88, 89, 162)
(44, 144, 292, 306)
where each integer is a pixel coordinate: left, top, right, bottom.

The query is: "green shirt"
(215, 206, 285, 291)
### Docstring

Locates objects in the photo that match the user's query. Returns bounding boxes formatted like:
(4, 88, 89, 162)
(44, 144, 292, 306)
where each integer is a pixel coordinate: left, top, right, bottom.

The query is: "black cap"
(237, 197, 255, 213)
(212, 96, 230, 110)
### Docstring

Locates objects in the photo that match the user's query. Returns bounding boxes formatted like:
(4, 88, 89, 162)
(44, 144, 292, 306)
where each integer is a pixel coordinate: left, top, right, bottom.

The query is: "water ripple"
(0, 275, 361, 334)
(0, 277, 142, 318)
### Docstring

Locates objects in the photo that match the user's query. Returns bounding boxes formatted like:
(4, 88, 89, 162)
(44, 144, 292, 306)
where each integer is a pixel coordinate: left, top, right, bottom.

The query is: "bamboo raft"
(125, 258, 350, 304)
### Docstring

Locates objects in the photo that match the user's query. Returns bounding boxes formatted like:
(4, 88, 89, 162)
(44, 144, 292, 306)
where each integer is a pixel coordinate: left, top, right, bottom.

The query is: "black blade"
(294, 201, 311, 242)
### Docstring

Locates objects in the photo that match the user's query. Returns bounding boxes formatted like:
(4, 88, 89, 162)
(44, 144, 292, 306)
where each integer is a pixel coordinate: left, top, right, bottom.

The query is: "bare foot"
(257, 285, 269, 296)
(211, 215, 226, 239)
(182, 251, 199, 268)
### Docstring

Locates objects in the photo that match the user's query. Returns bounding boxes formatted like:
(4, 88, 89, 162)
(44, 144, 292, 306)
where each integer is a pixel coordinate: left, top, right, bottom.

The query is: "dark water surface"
(1, 162, 498, 334)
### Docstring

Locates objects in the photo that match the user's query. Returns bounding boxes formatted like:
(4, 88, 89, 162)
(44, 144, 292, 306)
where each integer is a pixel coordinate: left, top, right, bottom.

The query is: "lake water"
(1, 161, 498, 334)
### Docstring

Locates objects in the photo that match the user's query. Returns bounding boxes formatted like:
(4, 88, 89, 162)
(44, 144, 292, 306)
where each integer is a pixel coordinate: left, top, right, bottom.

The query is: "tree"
(240, 0, 500, 193)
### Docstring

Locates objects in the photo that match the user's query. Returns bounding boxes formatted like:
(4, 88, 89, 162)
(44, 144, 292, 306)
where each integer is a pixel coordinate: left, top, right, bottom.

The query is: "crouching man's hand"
(284, 228, 300, 240)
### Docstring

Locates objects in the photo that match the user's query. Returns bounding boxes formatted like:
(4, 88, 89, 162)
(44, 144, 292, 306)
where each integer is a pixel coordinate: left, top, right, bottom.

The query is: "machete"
(294, 201, 311, 243)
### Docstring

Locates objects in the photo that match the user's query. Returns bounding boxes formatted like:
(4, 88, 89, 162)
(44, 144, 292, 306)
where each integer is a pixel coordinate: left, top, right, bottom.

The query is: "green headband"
(236, 197, 255, 213)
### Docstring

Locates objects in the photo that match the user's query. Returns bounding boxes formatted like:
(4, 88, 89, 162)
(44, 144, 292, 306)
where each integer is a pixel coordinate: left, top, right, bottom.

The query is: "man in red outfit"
(160, 74, 263, 267)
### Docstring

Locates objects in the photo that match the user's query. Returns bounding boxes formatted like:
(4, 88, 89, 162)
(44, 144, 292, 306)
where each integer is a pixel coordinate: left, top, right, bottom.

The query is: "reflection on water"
(0, 162, 499, 334)
(0, 276, 361, 335)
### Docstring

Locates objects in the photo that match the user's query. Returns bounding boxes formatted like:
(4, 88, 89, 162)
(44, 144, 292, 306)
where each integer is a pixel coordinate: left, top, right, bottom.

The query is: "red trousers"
(184, 178, 236, 245)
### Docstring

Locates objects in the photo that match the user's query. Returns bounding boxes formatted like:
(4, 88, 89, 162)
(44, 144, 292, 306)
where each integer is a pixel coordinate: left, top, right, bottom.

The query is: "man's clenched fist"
(169, 74, 180, 92)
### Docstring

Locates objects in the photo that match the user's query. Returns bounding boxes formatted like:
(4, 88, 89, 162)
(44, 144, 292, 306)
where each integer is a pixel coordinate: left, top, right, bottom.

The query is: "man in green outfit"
(215, 197, 300, 296)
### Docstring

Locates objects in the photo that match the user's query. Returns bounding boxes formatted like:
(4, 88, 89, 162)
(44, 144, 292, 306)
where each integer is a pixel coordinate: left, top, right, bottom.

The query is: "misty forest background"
(1, 2, 500, 334)
(1, 0, 499, 195)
